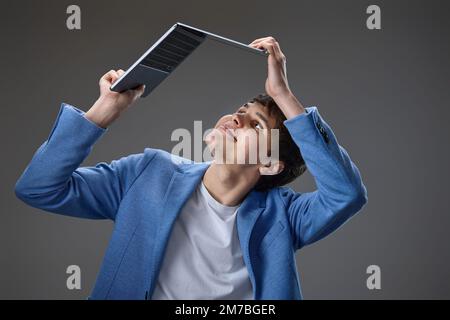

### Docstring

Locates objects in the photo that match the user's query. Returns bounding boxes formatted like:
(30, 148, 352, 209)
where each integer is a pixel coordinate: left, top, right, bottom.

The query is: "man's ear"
(259, 161, 285, 176)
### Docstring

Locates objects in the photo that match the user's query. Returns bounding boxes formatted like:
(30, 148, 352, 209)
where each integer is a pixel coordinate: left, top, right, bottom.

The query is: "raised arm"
(250, 37, 368, 249)
(280, 107, 367, 249)
(15, 70, 148, 220)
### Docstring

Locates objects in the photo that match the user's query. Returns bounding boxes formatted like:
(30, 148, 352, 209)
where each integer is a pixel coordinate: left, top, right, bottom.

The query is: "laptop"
(110, 22, 269, 97)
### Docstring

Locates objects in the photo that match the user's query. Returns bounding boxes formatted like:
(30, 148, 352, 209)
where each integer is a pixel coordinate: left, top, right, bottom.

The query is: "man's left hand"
(249, 37, 291, 98)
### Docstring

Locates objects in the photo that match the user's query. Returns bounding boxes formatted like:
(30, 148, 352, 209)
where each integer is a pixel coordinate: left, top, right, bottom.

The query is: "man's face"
(205, 101, 278, 165)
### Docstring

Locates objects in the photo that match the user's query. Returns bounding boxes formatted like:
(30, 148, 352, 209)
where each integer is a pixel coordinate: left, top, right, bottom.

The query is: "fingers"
(249, 37, 286, 62)
(249, 38, 270, 54)
(249, 36, 278, 47)
(249, 37, 269, 45)
(103, 69, 119, 82)
(99, 69, 144, 102)
(100, 69, 124, 86)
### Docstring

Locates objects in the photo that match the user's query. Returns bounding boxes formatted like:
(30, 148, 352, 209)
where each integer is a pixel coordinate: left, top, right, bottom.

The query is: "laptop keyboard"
(141, 28, 205, 73)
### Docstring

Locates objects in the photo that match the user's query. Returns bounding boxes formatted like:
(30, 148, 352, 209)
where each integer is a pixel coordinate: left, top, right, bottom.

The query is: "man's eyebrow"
(240, 102, 270, 127)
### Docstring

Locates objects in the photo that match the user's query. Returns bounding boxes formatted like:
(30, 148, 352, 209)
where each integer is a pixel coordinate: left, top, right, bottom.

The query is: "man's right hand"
(85, 69, 145, 129)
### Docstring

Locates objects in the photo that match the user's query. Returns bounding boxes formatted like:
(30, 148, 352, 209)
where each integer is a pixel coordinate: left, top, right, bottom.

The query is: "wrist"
(85, 97, 121, 129)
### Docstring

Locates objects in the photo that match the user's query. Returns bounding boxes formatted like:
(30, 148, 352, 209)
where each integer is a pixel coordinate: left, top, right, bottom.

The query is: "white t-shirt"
(151, 181, 253, 300)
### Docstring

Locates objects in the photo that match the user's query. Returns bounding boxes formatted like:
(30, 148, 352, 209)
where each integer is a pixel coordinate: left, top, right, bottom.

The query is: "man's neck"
(202, 162, 260, 207)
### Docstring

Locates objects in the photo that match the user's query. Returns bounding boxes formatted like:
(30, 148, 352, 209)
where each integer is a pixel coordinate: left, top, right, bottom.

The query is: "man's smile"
(218, 124, 237, 142)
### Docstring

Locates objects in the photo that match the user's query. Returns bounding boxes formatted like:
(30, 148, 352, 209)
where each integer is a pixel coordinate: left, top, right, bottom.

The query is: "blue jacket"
(15, 103, 367, 300)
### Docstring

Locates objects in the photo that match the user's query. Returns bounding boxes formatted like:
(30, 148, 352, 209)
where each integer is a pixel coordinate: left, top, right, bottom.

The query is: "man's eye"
(255, 123, 262, 130)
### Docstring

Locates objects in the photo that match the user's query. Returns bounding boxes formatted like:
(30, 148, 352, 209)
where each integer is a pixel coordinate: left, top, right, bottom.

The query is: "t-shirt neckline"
(199, 181, 241, 215)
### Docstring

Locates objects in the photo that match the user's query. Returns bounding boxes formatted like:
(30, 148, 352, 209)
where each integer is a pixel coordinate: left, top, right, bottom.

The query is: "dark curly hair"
(250, 93, 307, 191)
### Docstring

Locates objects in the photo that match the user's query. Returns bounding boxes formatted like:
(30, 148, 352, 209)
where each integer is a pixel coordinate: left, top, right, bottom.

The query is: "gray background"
(1, 0, 449, 299)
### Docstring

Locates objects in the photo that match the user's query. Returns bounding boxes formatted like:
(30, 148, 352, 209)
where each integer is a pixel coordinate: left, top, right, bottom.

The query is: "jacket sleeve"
(279, 106, 368, 250)
(14, 103, 154, 221)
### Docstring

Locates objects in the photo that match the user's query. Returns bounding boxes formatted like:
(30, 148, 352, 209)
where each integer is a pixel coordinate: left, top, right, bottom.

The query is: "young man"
(15, 37, 367, 299)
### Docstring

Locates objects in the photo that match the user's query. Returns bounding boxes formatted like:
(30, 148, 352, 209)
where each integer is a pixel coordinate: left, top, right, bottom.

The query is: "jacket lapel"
(148, 161, 210, 295)
(236, 189, 267, 298)
(147, 160, 267, 299)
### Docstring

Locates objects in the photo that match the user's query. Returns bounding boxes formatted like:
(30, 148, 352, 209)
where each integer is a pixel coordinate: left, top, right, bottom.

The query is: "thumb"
(133, 84, 146, 98)
(125, 84, 146, 102)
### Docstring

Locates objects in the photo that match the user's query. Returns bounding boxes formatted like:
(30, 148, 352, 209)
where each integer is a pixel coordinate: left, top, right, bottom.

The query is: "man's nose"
(231, 113, 246, 128)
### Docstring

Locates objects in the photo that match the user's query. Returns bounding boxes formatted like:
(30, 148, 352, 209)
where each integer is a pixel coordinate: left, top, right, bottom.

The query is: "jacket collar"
(176, 160, 267, 297)
(149, 158, 267, 297)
